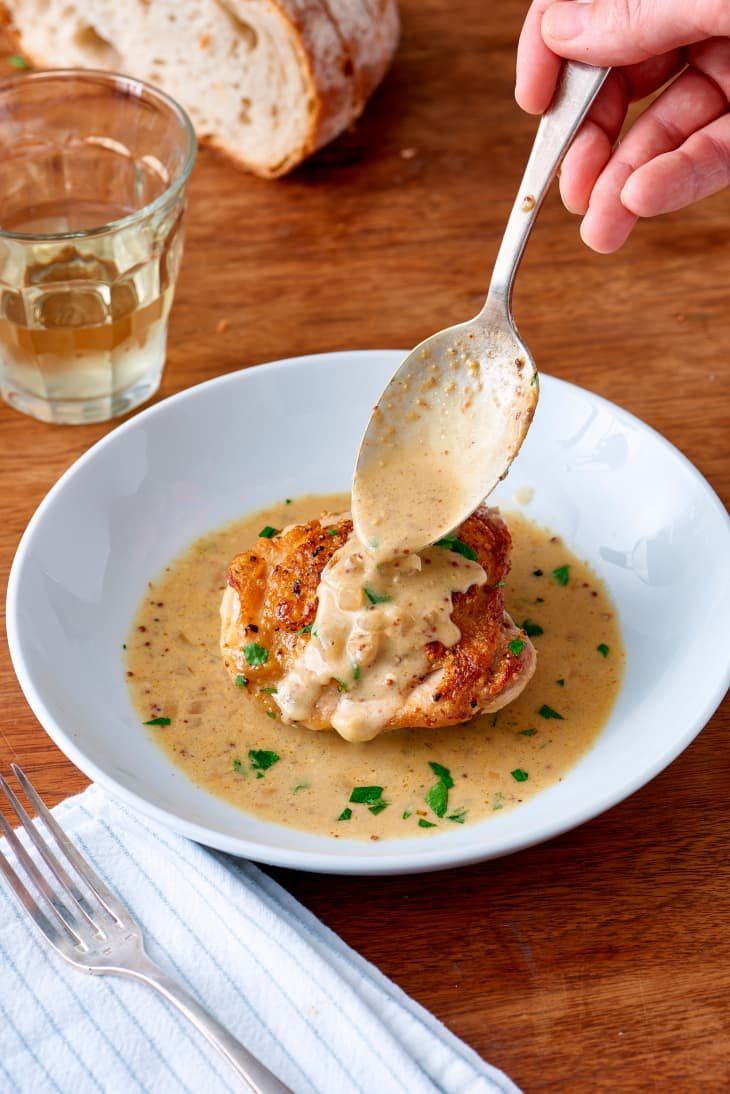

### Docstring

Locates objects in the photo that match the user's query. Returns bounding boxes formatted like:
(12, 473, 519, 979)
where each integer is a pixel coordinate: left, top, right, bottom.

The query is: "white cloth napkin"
(0, 785, 518, 1094)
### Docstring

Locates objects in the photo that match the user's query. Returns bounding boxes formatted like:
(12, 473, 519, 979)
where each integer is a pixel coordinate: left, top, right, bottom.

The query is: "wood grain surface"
(1, 3, 728, 1089)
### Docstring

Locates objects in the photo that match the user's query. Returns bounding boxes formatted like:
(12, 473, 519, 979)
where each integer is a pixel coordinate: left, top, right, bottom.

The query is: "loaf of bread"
(1, 0, 399, 177)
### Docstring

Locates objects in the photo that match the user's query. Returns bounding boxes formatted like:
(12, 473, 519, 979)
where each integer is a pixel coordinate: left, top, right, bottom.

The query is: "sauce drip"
(275, 528, 486, 742)
(337, 334, 536, 740)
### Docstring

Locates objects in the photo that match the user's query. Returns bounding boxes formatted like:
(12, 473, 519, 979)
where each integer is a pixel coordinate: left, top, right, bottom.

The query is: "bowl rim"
(7, 350, 730, 874)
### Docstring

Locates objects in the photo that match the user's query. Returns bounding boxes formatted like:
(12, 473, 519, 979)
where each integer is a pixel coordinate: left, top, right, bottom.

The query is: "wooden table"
(1, 3, 728, 1089)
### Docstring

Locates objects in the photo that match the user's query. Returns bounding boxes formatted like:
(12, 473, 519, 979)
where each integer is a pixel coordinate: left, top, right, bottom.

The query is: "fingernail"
(543, 1, 591, 41)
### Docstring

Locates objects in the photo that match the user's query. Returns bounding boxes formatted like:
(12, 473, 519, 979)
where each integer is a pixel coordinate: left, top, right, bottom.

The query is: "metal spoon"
(352, 62, 610, 557)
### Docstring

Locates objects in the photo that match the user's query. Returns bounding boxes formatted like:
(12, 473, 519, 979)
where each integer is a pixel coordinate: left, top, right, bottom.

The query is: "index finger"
(516, 0, 564, 113)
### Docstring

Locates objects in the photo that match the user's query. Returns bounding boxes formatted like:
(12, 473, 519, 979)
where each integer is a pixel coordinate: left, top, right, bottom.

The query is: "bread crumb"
(216, 319, 230, 334)
(400, 147, 416, 160)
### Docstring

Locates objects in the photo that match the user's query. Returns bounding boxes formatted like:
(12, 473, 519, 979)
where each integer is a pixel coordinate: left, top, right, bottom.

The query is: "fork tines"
(0, 764, 132, 960)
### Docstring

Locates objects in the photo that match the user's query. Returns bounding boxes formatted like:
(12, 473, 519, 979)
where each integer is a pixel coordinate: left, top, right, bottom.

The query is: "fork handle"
(484, 61, 610, 314)
(117, 953, 292, 1093)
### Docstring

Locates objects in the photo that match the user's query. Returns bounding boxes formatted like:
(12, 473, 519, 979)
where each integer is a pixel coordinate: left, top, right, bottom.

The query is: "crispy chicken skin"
(221, 506, 536, 730)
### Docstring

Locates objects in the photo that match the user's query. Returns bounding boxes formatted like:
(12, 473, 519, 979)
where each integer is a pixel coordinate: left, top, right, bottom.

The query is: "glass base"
(1, 372, 162, 425)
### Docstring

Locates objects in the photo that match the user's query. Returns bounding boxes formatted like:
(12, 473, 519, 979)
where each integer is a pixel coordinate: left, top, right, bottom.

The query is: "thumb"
(542, 0, 730, 66)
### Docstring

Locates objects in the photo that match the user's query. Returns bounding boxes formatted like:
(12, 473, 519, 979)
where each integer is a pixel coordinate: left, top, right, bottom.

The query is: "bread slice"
(1, 0, 399, 176)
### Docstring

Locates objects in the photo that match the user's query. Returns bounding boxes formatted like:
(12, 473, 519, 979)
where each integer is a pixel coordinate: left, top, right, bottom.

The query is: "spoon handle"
(484, 62, 610, 314)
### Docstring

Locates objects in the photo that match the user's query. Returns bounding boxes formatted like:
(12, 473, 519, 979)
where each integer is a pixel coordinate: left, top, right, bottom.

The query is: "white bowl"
(7, 351, 730, 874)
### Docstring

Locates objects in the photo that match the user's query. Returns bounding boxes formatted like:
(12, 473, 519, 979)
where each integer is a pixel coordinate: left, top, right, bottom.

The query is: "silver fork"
(0, 763, 291, 1094)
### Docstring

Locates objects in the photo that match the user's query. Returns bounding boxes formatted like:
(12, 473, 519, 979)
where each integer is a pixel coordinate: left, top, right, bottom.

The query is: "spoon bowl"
(352, 314, 538, 556)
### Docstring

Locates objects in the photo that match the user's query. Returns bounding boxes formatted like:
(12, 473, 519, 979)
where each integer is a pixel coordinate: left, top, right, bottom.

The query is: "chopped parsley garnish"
(266, 711, 276, 719)
(363, 586, 391, 605)
(258, 525, 278, 538)
(539, 704, 564, 720)
(597, 643, 610, 658)
(426, 761, 455, 818)
(243, 642, 268, 666)
(232, 758, 246, 776)
(297, 623, 313, 634)
(235, 674, 248, 688)
(348, 785, 388, 815)
(402, 809, 413, 820)
(326, 527, 339, 536)
(519, 728, 537, 736)
(368, 800, 389, 816)
(521, 619, 544, 637)
(508, 638, 526, 657)
(552, 565, 570, 586)
(337, 807, 352, 821)
(434, 534, 478, 561)
(530, 372, 537, 386)
(293, 783, 308, 793)
(418, 819, 437, 828)
(249, 749, 280, 775)
(349, 786, 384, 804)
(447, 807, 468, 824)
(494, 580, 506, 588)
(426, 781, 449, 818)
(352, 663, 361, 681)
(8, 55, 29, 69)
(144, 716, 171, 727)
(261, 686, 278, 694)
(555, 677, 565, 687)
(511, 768, 529, 782)
(428, 761, 454, 788)
(122, 643, 127, 650)
(285, 498, 292, 504)
(335, 678, 348, 692)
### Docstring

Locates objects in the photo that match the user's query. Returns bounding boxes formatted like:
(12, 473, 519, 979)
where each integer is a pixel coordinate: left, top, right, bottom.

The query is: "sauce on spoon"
(352, 328, 537, 557)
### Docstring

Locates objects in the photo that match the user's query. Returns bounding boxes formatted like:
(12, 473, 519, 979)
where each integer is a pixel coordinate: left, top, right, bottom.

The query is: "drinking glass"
(0, 70, 196, 424)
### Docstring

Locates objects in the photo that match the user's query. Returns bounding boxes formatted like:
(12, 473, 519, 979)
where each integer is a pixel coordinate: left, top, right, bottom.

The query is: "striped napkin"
(0, 785, 518, 1094)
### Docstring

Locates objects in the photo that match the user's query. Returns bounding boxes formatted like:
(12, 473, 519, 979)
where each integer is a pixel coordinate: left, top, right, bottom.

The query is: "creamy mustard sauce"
(126, 494, 623, 841)
(352, 330, 537, 555)
(275, 531, 486, 742)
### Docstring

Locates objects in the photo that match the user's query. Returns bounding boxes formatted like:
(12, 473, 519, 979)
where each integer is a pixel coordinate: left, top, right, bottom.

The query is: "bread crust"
(0, 0, 399, 177)
(318, 0, 400, 116)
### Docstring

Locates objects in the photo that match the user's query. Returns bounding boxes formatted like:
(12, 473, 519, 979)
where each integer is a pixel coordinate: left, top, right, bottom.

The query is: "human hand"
(515, 0, 730, 251)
